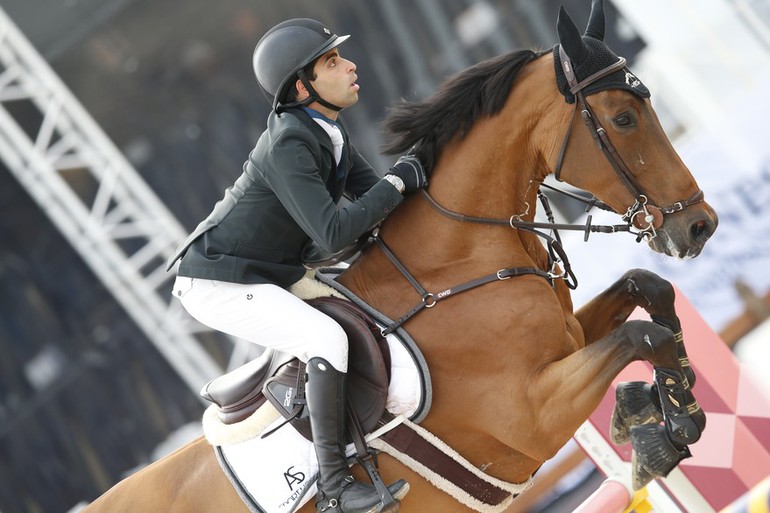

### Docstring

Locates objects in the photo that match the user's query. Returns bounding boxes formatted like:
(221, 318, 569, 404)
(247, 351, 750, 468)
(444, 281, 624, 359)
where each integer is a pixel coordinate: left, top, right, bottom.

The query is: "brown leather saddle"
(200, 296, 391, 441)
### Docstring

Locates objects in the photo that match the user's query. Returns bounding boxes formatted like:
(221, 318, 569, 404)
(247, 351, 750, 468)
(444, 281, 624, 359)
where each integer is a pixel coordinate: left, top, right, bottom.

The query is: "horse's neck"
(347, 59, 561, 292)
(419, 124, 549, 268)
(367, 176, 548, 298)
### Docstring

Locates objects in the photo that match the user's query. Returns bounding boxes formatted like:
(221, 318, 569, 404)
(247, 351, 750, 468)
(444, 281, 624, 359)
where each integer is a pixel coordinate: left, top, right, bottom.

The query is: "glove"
(387, 155, 428, 193)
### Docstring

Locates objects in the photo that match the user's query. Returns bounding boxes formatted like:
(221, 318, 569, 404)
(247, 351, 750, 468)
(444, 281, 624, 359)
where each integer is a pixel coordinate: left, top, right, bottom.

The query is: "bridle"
(372, 49, 707, 332)
(553, 45, 704, 240)
(412, 46, 707, 281)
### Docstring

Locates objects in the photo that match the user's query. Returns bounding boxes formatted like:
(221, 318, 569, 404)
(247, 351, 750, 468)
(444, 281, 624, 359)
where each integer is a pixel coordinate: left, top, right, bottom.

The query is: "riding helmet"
(253, 18, 350, 111)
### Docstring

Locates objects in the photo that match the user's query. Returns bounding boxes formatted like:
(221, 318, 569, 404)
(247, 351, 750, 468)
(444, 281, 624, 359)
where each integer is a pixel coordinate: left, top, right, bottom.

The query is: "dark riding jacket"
(167, 107, 403, 288)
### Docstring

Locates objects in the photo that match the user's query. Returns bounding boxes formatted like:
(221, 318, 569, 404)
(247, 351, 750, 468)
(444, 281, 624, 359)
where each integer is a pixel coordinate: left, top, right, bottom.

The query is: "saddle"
(200, 296, 391, 442)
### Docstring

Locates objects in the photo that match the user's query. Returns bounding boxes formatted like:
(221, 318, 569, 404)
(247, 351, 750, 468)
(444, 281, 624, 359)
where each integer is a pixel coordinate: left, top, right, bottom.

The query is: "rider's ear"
(295, 77, 309, 101)
(585, 0, 606, 40)
(556, 6, 588, 65)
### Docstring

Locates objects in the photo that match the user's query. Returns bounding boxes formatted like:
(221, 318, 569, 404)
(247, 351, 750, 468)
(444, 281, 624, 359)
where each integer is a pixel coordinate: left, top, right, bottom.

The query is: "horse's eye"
(615, 113, 633, 127)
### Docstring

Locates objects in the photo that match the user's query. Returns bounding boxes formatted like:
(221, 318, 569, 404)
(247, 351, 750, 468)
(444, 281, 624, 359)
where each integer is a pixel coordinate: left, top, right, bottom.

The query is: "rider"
(167, 18, 427, 513)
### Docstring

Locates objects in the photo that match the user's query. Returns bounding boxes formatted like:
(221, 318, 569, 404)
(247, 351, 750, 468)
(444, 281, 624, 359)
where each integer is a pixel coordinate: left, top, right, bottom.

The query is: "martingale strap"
(374, 234, 550, 335)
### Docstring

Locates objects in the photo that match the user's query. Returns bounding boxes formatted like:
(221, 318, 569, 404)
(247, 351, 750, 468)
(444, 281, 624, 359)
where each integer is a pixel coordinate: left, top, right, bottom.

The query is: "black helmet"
(253, 18, 350, 112)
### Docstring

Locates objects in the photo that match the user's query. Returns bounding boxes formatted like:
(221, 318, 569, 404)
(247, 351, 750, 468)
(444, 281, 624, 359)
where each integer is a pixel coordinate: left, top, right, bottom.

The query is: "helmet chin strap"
(296, 69, 343, 112)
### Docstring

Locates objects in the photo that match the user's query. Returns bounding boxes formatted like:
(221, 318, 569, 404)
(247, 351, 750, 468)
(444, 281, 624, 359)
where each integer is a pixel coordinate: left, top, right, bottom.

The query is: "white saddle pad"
(206, 333, 422, 513)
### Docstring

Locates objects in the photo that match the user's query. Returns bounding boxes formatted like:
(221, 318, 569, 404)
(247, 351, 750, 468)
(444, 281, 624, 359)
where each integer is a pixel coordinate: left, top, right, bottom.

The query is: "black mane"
(382, 49, 544, 170)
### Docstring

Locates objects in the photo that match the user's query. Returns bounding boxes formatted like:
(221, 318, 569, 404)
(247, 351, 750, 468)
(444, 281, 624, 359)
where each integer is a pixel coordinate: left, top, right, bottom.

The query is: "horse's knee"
(620, 320, 677, 366)
(623, 269, 674, 304)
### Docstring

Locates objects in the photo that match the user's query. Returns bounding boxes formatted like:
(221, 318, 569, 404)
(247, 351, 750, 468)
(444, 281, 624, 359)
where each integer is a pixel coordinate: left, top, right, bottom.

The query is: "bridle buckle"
(669, 201, 685, 213)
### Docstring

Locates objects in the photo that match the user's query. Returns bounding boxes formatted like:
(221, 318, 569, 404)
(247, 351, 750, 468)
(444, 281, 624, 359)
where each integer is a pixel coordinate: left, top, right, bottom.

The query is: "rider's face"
(303, 49, 359, 118)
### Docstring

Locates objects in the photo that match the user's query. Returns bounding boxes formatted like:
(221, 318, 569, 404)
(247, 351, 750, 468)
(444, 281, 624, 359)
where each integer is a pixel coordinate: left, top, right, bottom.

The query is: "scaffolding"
(0, 6, 232, 395)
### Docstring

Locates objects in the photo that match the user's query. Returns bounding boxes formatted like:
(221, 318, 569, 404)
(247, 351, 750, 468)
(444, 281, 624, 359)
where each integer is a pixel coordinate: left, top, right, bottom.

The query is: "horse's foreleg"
(575, 269, 702, 448)
(577, 269, 694, 386)
(528, 320, 678, 459)
(533, 320, 697, 488)
(576, 269, 677, 343)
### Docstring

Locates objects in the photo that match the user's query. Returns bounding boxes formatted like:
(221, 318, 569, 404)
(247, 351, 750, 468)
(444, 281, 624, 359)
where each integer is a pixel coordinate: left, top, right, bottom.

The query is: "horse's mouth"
(648, 230, 706, 260)
(646, 206, 717, 259)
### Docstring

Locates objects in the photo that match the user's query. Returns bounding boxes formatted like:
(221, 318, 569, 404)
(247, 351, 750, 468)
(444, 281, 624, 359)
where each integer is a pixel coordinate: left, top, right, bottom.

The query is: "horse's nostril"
(690, 219, 711, 242)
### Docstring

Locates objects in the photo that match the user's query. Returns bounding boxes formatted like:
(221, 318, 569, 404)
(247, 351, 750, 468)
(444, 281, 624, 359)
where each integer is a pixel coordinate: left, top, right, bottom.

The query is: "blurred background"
(0, 0, 768, 511)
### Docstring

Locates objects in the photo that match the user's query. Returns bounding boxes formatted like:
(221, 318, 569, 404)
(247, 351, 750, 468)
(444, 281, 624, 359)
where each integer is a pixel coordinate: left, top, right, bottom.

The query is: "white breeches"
(173, 276, 349, 372)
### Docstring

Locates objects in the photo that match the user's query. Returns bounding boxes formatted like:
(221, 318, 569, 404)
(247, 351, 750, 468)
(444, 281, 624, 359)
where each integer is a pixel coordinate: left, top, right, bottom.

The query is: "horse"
(83, 1, 718, 511)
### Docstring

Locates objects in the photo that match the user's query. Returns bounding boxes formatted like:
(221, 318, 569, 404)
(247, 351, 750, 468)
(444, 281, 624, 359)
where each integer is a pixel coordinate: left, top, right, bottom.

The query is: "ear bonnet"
(553, 0, 650, 103)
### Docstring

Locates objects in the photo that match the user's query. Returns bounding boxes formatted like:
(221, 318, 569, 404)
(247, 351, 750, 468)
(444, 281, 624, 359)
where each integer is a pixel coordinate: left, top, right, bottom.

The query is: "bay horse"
(84, 1, 717, 511)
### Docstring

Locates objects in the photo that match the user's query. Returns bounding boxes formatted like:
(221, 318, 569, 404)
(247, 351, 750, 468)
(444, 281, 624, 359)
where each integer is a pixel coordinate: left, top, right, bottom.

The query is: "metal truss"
(0, 6, 237, 395)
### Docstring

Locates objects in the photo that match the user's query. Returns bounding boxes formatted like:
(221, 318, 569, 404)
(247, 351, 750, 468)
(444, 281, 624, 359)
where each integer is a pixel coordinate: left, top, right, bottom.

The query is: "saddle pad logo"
(284, 466, 306, 491)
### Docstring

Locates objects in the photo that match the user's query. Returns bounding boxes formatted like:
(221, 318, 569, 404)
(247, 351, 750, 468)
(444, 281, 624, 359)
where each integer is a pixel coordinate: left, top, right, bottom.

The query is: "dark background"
(0, 1, 643, 511)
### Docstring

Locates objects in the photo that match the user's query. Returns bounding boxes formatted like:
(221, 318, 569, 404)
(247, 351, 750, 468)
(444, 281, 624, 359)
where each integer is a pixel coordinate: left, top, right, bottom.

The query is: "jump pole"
(572, 479, 632, 513)
(574, 286, 770, 512)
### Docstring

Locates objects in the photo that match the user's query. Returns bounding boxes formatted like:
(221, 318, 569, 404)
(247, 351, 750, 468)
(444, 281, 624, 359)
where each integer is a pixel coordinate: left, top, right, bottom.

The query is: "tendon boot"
(306, 357, 409, 513)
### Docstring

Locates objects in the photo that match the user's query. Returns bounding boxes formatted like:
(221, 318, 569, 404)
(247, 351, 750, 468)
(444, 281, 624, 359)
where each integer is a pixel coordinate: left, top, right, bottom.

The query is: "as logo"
(284, 466, 305, 490)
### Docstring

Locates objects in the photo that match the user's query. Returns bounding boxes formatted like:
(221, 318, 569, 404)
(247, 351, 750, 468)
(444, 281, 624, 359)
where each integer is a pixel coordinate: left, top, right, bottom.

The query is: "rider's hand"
(386, 155, 428, 193)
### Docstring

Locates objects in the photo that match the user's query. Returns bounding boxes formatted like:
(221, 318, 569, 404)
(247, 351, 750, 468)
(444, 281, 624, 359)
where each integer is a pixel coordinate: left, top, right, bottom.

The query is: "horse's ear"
(557, 5, 588, 65)
(585, 0, 606, 40)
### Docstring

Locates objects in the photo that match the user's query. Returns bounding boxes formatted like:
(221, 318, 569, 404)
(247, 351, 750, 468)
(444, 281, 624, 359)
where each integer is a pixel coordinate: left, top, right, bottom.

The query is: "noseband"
(553, 46, 704, 239)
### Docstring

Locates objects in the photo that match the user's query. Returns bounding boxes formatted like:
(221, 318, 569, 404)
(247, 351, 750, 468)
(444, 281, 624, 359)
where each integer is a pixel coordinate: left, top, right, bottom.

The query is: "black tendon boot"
(306, 357, 409, 513)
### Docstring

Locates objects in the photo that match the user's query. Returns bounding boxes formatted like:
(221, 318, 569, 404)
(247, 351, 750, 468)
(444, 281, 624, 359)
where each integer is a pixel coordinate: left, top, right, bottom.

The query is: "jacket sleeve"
(259, 127, 403, 253)
(344, 145, 384, 200)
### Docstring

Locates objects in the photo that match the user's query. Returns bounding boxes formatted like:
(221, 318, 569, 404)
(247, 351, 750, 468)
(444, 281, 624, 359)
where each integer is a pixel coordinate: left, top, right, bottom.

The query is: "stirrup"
(357, 449, 400, 513)
(316, 476, 407, 513)
(347, 402, 404, 512)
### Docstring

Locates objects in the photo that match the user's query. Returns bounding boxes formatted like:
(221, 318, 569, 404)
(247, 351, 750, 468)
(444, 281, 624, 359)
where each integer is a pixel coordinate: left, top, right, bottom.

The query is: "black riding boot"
(306, 357, 409, 513)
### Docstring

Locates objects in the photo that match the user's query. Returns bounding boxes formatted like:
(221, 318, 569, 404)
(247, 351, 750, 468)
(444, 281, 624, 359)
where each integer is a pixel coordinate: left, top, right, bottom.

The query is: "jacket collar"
(284, 107, 349, 154)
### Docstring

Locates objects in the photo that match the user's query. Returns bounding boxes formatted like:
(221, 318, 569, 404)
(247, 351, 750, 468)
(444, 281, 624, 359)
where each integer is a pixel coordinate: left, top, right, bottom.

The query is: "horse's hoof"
(611, 381, 663, 445)
(630, 424, 691, 490)
(630, 449, 656, 490)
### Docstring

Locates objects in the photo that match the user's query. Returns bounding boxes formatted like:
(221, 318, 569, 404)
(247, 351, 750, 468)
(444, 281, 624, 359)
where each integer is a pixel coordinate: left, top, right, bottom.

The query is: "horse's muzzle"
(650, 203, 718, 259)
